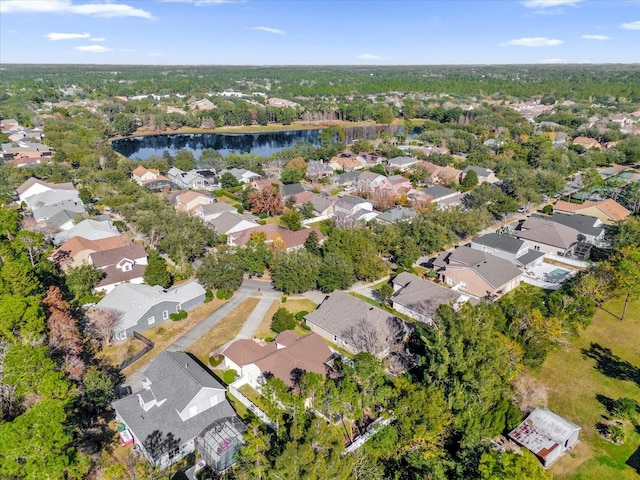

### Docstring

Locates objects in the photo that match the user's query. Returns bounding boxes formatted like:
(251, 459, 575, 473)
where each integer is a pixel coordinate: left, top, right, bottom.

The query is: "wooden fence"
(118, 332, 154, 370)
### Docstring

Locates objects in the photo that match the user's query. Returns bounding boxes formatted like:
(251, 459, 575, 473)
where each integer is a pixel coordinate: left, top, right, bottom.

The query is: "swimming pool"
(545, 268, 570, 282)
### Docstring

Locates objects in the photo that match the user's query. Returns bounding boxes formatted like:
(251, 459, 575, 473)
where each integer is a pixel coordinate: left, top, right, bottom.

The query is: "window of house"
(459, 281, 468, 290)
(176, 304, 181, 313)
(446, 277, 454, 286)
(148, 316, 155, 325)
(162, 310, 169, 320)
(115, 330, 127, 341)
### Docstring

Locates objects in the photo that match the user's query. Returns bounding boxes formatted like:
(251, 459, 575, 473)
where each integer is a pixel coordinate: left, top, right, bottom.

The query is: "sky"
(1, 0, 639, 65)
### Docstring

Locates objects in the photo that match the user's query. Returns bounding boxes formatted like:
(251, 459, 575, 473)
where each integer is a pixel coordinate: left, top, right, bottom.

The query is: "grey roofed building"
(463, 165, 492, 178)
(96, 280, 206, 339)
(423, 185, 459, 200)
(335, 195, 369, 210)
(334, 171, 360, 186)
(307, 194, 336, 215)
(515, 217, 581, 251)
(44, 209, 78, 229)
(472, 232, 524, 254)
(282, 182, 307, 198)
(470, 233, 546, 269)
(532, 212, 605, 243)
(16, 177, 75, 202)
(198, 202, 237, 221)
(24, 188, 80, 209)
(53, 219, 120, 245)
(376, 206, 416, 224)
(306, 160, 334, 178)
(304, 291, 398, 359)
(112, 351, 244, 471)
(208, 211, 259, 235)
(388, 156, 419, 168)
(220, 167, 261, 184)
(32, 199, 85, 223)
(391, 272, 469, 326)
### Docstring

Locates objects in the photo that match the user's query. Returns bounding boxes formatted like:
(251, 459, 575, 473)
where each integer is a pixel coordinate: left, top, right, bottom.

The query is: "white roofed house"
(469, 233, 546, 270)
(219, 168, 261, 184)
(509, 408, 580, 467)
(388, 156, 419, 172)
(112, 351, 245, 471)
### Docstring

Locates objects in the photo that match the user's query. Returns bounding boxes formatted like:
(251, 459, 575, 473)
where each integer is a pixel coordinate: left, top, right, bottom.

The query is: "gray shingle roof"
(53, 219, 120, 245)
(516, 218, 580, 249)
(423, 185, 458, 200)
(305, 291, 393, 340)
(463, 166, 493, 178)
(471, 233, 526, 254)
(376, 207, 416, 223)
(391, 272, 462, 319)
(282, 183, 306, 197)
(543, 213, 604, 238)
(435, 246, 522, 289)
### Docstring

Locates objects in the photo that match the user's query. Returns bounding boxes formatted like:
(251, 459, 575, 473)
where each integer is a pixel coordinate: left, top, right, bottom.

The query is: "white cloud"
(581, 34, 611, 40)
(1, 1, 153, 19)
(44, 32, 90, 41)
(251, 26, 285, 35)
(541, 58, 568, 63)
(621, 21, 640, 30)
(522, 0, 582, 7)
(90, 37, 106, 42)
(501, 37, 564, 47)
(74, 45, 112, 53)
(358, 54, 383, 60)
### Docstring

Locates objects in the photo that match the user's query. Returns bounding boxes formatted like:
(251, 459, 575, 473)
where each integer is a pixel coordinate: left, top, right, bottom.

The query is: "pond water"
(111, 124, 420, 161)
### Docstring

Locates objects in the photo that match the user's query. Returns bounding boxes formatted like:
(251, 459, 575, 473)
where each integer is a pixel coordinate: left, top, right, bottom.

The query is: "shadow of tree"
(627, 445, 640, 475)
(595, 393, 617, 416)
(143, 431, 181, 464)
(581, 343, 640, 387)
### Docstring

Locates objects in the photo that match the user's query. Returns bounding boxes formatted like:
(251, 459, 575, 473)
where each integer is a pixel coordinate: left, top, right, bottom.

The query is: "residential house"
(306, 160, 334, 180)
(553, 198, 631, 225)
(304, 291, 401, 359)
(281, 183, 307, 200)
(301, 193, 336, 218)
(572, 136, 602, 150)
(387, 174, 412, 194)
(509, 408, 580, 467)
(432, 245, 522, 300)
(16, 177, 75, 204)
(462, 166, 500, 184)
(356, 171, 390, 193)
(219, 168, 261, 184)
(356, 152, 385, 167)
(423, 185, 461, 204)
(251, 178, 283, 192)
(112, 351, 244, 471)
(222, 331, 333, 389)
(132, 166, 161, 186)
(469, 233, 546, 270)
(534, 212, 605, 245)
(189, 98, 217, 111)
(97, 280, 206, 340)
(89, 243, 148, 293)
(387, 156, 419, 172)
(52, 235, 131, 271)
(514, 217, 583, 257)
(175, 191, 214, 214)
(329, 152, 367, 172)
(208, 212, 260, 236)
(197, 202, 237, 222)
(53, 219, 121, 245)
(412, 161, 462, 186)
(228, 225, 324, 251)
(2, 140, 53, 167)
(552, 132, 568, 148)
(334, 171, 360, 187)
(391, 272, 469, 326)
(168, 167, 218, 190)
(31, 197, 86, 230)
(375, 206, 416, 224)
(334, 196, 374, 217)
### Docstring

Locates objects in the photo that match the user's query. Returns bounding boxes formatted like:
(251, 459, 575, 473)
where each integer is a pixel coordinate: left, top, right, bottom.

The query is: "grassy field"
(187, 297, 261, 364)
(98, 298, 227, 373)
(529, 296, 640, 480)
(253, 297, 317, 340)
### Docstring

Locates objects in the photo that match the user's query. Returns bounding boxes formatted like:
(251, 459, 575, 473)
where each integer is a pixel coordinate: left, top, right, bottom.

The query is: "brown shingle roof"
(89, 244, 147, 268)
(52, 235, 130, 267)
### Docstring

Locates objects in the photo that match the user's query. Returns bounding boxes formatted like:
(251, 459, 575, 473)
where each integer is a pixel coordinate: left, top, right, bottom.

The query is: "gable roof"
(554, 198, 630, 222)
(424, 185, 458, 200)
(515, 217, 580, 249)
(463, 165, 493, 178)
(376, 206, 416, 223)
(89, 243, 147, 268)
(282, 183, 306, 198)
(230, 225, 324, 250)
(541, 212, 604, 238)
(112, 351, 236, 463)
(52, 235, 130, 267)
(392, 272, 464, 319)
(471, 233, 526, 254)
(335, 195, 369, 210)
(434, 246, 523, 289)
(53, 219, 120, 245)
(305, 291, 393, 340)
(199, 202, 236, 217)
(15, 177, 74, 196)
(388, 156, 418, 166)
(208, 211, 258, 235)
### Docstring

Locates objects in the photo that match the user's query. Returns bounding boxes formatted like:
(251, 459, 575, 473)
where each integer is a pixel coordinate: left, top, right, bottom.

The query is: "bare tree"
(511, 373, 548, 415)
(86, 307, 122, 349)
(341, 316, 413, 362)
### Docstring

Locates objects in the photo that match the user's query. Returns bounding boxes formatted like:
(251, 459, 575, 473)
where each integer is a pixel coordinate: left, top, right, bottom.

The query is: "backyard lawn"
(187, 297, 261, 364)
(529, 296, 640, 480)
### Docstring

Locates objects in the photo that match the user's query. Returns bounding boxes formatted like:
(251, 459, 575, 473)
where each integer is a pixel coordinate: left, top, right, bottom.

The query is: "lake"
(111, 124, 418, 161)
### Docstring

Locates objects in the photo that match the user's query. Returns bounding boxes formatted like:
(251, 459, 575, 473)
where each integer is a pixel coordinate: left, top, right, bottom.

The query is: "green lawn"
(529, 296, 640, 480)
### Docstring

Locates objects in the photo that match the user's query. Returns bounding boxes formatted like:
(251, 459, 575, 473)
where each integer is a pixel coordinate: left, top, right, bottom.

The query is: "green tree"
(478, 450, 551, 480)
(304, 230, 322, 255)
(279, 209, 303, 231)
(271, 249, 320, 294)
(65, 264, 103, 301)
(83, 367, 115, 410)
(281, 166, 304, 184)
(112, 113, 136, 136)
(173, 149, 196, 171)
(317, 252, 355, 293)
(197, 247, 244, 292)
(220, 171, 240, 188)
(461, 169, 479, 189)
(299, 201, 315, 220)
(144, 249, 172, 288)
(271, 307, 297, 333)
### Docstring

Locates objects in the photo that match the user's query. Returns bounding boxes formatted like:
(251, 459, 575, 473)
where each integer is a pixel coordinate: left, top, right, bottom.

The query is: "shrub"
(607, 423, 626, 444)
(205, 289, 214, 303)
(613, 398, 637, 421)
(222, 369, 237, 384)
(264, 336, 275, 343)
(271, 307, 296, 333)
(295, 310, 309, 321)
(542, 204, 554, 215)
(217, 289, 233, 300)
(170, 310, 188, 321)
(281, 296, 287, 303)
(300, 322, 311, 331)
(209, 355, 224, 367)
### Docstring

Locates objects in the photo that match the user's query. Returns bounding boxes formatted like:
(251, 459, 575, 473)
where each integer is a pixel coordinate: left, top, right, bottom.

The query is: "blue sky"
(1, 0, 639, 65)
